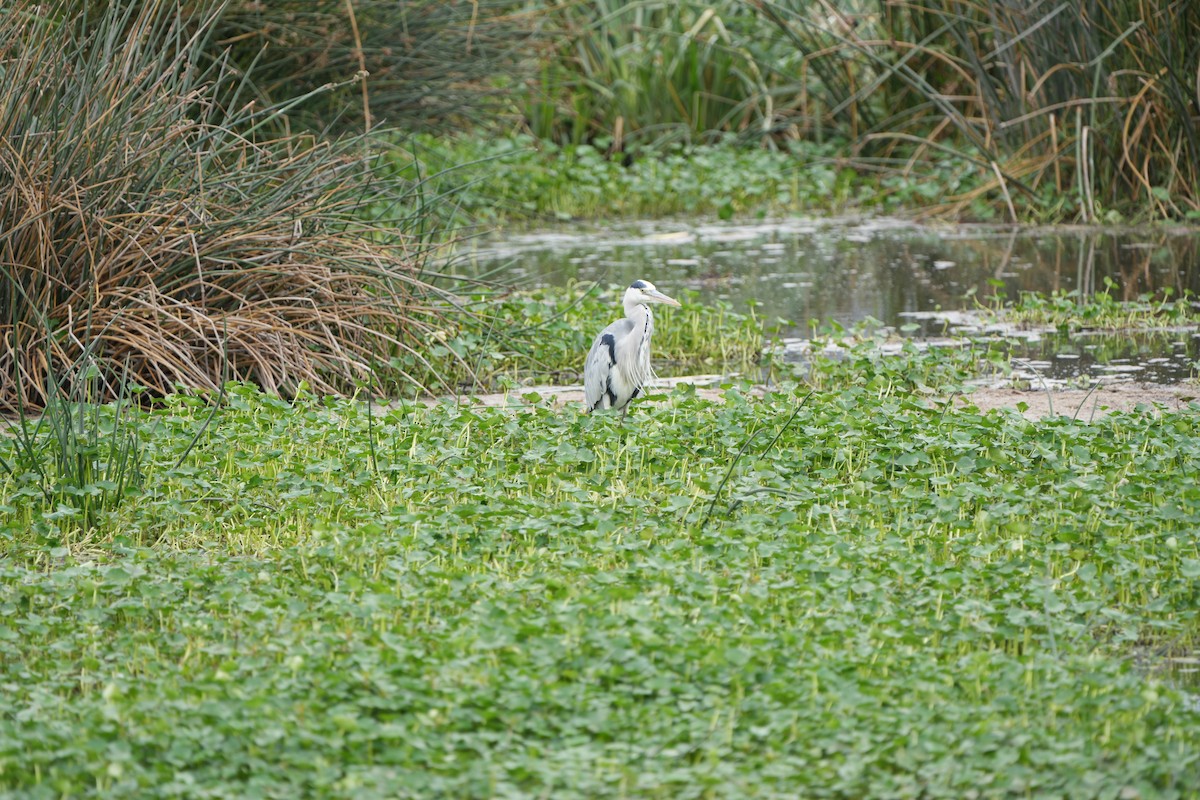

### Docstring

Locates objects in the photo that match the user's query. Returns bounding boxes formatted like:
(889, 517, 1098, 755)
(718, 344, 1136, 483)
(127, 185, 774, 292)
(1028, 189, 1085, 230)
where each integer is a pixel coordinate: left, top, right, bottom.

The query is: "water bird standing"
(583, 280, 681, 416)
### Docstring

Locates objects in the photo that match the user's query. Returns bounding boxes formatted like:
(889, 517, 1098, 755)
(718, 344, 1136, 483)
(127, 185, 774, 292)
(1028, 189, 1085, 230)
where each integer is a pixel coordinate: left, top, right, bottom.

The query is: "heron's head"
(625, 280, 681, 308)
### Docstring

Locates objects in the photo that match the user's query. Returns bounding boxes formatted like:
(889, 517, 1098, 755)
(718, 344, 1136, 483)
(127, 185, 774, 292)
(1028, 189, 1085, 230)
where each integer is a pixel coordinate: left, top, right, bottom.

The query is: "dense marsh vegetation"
(418, 0, 1200, 225)
(2, 341, 1199, 796)
(3, 0, 1200, 797)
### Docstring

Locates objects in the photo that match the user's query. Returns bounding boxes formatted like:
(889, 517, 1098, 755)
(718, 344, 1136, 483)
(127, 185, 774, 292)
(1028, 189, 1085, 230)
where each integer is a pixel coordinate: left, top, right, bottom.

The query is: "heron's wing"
(583, 319, 633, 411)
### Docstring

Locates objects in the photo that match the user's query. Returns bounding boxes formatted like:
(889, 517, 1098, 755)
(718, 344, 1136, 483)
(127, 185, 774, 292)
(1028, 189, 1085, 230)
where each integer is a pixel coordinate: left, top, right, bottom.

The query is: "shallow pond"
(462, 218, 1200, 383)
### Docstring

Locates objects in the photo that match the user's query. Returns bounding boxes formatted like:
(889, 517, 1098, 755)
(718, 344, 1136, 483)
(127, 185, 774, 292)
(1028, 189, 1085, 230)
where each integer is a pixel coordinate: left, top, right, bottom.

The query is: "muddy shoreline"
(434, 377, 1198, 420)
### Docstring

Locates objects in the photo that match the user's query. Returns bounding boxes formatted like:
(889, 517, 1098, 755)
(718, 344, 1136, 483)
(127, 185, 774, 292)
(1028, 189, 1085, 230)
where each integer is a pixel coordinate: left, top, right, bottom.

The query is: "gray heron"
(583, 280, 681, 416)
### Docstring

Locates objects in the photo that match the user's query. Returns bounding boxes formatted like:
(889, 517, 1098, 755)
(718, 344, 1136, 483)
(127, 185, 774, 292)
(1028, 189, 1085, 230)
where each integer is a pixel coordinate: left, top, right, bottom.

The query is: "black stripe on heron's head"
(629, 280, 648, 290)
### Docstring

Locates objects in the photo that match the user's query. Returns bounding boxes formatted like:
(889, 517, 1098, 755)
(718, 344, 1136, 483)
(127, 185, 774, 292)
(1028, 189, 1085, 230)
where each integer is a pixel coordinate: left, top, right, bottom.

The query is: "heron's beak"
(647, 289, 681, 307)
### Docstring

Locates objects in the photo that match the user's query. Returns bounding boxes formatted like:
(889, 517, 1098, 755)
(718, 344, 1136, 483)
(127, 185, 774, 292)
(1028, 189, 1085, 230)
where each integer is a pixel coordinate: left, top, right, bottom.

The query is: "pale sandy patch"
(425, 376, 1198, 420)
(955, 382, 1199, 420)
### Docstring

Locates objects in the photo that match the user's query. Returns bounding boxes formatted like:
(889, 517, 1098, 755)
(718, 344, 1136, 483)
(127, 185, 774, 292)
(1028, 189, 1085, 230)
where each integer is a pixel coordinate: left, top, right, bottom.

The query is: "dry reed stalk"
(0, 0, 458, 412)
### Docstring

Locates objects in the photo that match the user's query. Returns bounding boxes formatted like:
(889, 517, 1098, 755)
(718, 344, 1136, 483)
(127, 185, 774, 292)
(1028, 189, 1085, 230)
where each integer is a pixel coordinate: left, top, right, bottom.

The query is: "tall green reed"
(0, 347, 143, 535)
(513, 0, 1198, 220)
(755, 0, 1200, 221)
(527, 1, 780, 148)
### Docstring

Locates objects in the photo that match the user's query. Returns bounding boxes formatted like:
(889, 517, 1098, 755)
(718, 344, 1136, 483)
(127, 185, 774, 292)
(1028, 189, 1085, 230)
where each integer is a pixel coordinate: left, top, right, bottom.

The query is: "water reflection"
(461, 218, 1200, 382)
(462, 218, 1200, 329)
(1005, 332, 1200, 384)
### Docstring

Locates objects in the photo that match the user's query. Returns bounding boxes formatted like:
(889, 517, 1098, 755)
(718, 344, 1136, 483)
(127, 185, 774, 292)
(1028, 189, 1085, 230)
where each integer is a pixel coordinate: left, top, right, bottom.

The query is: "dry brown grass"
(0, 0, 453, 411)
(208, 0, 539, 134)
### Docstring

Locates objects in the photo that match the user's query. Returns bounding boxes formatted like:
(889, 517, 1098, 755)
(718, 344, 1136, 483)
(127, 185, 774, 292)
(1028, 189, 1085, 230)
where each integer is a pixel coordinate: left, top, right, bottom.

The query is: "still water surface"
(462, 218, 1200, 383)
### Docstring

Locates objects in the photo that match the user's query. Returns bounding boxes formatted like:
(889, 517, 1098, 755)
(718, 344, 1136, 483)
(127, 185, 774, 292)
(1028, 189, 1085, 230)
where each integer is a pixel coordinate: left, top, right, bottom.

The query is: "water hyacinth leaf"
(2, 350, 1198, 795)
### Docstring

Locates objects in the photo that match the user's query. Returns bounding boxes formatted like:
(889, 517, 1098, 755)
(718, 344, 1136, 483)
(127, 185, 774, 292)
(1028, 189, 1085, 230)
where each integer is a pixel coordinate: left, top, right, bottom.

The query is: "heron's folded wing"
(583, 320, 631, 410)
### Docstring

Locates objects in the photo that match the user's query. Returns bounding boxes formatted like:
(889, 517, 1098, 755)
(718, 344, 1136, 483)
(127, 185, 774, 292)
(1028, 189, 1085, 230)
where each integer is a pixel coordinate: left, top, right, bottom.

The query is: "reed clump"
(839, 0, 1200, 221)
(762, 0, 1200, 220)
(524, 2, 780, 148)
(0, 0, 449, 412)
(209, 0, 540, 134)
(523, 0, 1200, 222)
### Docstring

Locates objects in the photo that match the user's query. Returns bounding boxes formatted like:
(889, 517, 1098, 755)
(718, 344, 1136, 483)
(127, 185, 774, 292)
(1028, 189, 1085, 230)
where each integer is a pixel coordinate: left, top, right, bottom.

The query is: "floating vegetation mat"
(2, 345, 1198, 795)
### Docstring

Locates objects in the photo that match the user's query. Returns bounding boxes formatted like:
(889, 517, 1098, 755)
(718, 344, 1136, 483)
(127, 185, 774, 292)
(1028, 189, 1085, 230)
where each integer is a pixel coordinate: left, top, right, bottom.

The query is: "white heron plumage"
(583, 280, 681, 415)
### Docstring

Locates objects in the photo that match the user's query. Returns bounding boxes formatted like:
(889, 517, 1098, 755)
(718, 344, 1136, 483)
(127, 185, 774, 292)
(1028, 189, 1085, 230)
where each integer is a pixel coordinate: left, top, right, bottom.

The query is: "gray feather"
(584, 319, 635, 411)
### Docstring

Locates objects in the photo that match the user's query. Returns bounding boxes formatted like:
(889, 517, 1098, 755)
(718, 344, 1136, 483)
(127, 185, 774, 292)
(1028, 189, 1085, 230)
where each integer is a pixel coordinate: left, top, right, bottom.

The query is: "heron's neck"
(625, 300, 653, 341)
(625, 298, 652, 325)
